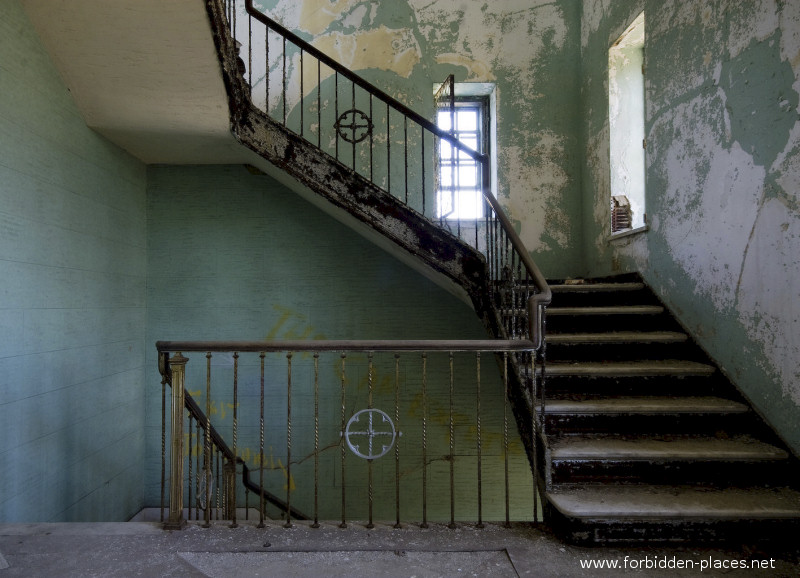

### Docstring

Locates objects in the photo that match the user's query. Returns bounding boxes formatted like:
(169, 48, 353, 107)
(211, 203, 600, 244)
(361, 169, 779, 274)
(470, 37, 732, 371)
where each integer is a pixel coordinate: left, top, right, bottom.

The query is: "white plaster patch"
(661, 95, 765, 309)
(727, 0, 780, 58)
(735, 197, 800, 404)
(501, 136, 570, 252)
(434, 53, 494, 81)
(781, 0, 800, 69)
(415, 0, 567, 83)
(313, 27, 421, 78)
(580, 0, 612, 47)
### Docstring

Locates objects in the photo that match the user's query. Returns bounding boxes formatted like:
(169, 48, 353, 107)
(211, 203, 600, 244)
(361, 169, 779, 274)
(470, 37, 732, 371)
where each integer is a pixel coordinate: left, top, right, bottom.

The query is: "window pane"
(456, 110, 478, 131)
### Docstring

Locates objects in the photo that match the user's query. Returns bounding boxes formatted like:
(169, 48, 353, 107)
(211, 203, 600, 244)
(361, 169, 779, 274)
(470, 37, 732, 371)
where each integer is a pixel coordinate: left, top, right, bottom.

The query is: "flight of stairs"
(537, 274, 800, 544)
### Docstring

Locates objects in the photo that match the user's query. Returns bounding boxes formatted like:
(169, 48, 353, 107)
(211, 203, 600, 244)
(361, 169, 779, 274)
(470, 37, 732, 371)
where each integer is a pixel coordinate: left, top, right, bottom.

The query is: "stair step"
(547, 485, 800, 520)
(548, 305, 664, 316)
(541, 360, 716, 377)
(550, 435, 788, 462)
(550, 282, 646, 293)
(547, 331, 686, 344)
(545, 397, 748, 415)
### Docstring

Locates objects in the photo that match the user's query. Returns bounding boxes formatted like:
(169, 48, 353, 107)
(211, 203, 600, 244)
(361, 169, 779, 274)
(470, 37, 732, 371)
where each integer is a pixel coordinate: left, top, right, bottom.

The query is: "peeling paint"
(312, 26, 420, 78)
(581, 0, 800, 454)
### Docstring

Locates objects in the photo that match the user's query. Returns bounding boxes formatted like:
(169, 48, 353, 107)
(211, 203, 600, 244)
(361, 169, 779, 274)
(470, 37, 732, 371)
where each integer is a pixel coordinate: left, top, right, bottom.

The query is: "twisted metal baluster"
(394, 354, 402, 529)
(230, 352, 239, 528)
(366, 352, 375, 529)
(312, 352, 320, 528)
(339, 353, 347, 528)
(476, 352, 484, 529)
(258, 352, 265, 528)
(421, 353, 428, 528)
(284, 352, 293, 528)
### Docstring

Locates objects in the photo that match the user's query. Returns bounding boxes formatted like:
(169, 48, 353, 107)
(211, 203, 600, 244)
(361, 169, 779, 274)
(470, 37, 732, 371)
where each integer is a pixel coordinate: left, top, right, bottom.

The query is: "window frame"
(436, 95, 490, 221)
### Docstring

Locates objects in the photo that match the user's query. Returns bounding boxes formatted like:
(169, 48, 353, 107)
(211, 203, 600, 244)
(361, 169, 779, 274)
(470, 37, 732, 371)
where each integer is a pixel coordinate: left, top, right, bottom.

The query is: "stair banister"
(241, 0, 486, 166)
(236, 0, 551, 344)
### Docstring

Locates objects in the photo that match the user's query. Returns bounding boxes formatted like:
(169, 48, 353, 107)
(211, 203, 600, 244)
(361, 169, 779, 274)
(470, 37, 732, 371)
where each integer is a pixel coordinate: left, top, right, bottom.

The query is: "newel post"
(165, 352, 189, 530)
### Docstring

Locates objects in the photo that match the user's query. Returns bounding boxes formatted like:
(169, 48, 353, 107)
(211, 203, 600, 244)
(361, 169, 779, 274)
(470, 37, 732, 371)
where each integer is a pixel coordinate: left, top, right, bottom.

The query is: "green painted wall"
(145, 165, 535, 521)
(0, 1, 147, 521)
(248, 0, 584, 277)
(581, 1, 800, 454)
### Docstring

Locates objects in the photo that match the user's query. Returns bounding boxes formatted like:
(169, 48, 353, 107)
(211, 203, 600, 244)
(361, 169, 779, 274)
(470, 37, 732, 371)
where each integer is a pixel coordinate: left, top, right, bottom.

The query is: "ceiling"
(21, 0, 249, 164)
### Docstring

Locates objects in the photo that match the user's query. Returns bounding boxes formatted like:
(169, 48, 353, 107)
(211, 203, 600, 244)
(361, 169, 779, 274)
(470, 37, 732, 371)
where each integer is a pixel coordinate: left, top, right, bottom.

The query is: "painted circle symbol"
(344, 408, 396, 460)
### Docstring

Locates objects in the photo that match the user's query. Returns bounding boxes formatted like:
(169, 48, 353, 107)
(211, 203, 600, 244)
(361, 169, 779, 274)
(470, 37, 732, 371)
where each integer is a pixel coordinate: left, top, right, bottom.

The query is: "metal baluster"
(284, 352, 293, 528)
(386, 103, 391, 198)
(421, 127, 426, 217)
(404, 116, 408, 204)
(448, 352, 456, 529)
(160, 368, 166, 523)
(369, 96, 374, 182)
(476, 352, 483, 528)
(367, 352, 374, 529)
(265, 27, 269, 116)
(195, 419, 202, 520)
(317, 60, 321, 148)
(204, 353, 212, 528)
(230, 352, 239, 528)
(300, 49, 304, 137)
(394, 354, 401, 529)
(351, 83, 357, 171)
(282, 36, 287, 125)
(503, 352, 510, 528)
(339, 353, 347, 528)
(334, 73, 339, 160)
(312, 352, 320, 528)
(248, 10, 252, 89)
(421, 353, 428, 528)
(216, 448, 221, 520)
(258, 352, 265, 528)
(188, 414, 193, 522)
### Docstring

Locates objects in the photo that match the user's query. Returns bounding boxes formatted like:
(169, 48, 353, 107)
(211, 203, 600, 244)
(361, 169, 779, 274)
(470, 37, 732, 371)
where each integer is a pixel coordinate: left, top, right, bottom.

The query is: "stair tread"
(542, 360, 716, 376)
(548, 305, 664, 315)
(550, 435, 788, 461)
(547, 331, 687, 344)
(547, 485, 800, 520)
(545, 396, 748, 415)
(550, 282, 646, 292)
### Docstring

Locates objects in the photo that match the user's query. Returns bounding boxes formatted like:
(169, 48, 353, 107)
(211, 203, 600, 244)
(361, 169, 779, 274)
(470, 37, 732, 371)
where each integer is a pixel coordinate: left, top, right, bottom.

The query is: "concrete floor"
(2, 519, 800, 577)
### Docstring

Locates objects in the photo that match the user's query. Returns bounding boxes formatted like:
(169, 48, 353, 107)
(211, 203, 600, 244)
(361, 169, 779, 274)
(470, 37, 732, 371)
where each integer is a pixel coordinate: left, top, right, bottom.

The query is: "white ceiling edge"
(21, 0, 248, 164)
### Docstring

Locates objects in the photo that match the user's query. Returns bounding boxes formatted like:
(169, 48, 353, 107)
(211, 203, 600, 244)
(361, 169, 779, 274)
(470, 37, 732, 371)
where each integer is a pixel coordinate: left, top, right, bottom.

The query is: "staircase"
(201, 0, 800, 543)
(538, 274, 800, 544)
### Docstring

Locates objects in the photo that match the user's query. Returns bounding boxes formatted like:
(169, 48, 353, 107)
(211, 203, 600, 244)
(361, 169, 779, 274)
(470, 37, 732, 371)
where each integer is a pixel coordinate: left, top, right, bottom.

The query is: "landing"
(1, 520, 799, 577)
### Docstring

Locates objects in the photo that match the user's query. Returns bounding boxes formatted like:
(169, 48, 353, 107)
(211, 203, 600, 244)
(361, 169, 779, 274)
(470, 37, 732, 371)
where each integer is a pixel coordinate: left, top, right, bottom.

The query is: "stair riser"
(550, 459, 791, 486)
(543, 375, 724, 397)
(546, 342, 699, 363)
(547, 506, 800, 545)
(546, 313, 682, 333)
(544, 413, 752, 435)
(547, 290, 655, 308)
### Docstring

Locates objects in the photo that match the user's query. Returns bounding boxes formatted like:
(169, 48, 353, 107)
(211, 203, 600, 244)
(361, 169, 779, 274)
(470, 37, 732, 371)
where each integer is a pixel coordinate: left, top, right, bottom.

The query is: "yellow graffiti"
(266, 305, 327, 341)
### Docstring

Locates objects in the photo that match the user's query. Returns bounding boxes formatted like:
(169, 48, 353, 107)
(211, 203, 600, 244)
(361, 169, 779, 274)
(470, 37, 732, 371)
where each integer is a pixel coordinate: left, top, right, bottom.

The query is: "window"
(436, 97, 489, 220)
(609, 12, 646, 234)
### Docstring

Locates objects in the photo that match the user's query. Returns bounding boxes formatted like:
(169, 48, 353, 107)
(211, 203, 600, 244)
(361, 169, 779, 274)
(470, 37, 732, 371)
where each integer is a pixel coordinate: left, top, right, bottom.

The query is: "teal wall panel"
(0, 1, 147, 521)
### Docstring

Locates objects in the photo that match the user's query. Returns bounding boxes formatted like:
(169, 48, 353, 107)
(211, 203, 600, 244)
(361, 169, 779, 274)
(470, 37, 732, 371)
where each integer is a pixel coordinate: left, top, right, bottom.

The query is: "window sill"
(609, 224, 648, 242)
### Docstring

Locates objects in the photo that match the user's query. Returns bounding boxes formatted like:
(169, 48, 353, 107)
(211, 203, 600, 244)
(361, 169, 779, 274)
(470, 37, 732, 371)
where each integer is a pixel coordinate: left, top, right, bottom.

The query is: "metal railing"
(157, 340, 540, 529)
(215, 0, 551, 350)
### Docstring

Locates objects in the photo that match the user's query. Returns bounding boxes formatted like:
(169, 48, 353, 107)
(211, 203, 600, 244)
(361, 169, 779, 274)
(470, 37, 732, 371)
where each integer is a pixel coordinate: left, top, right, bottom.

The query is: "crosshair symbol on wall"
(334, 109, 373, 143)
(343, 408, 398, 460)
